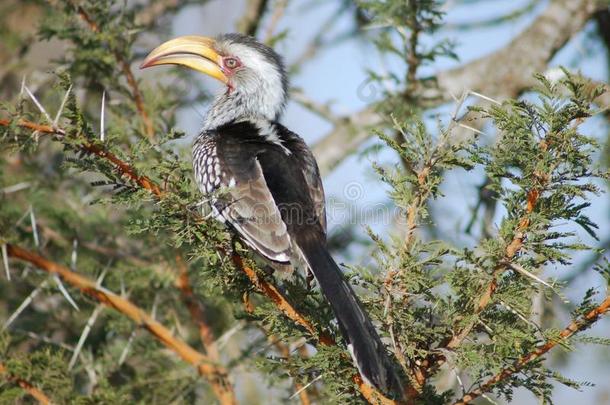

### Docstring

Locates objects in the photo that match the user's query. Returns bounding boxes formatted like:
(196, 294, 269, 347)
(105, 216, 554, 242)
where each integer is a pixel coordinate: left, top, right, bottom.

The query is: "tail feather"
(297, 235, 403, 397)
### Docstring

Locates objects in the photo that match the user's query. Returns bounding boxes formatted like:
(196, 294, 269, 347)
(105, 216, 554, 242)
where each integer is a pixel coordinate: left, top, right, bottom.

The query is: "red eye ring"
(224, 57, 240, 69)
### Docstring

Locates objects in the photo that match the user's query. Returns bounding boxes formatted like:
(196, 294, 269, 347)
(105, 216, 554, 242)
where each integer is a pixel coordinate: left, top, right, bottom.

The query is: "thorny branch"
(4, 244, 237, 405)
(453, 294, 610, 404)
(70, 2, 155, 139)
(0, 361, 53, 405)
(175, 254, 219, 360)
(0, 117, 401, 405)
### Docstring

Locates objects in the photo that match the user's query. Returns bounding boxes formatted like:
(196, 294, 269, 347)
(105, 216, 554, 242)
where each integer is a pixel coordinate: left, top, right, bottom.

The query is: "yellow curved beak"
(140, 36, 228, 84)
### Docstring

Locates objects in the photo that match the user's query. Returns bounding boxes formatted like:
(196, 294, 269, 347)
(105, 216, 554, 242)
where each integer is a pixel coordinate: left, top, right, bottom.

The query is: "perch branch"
(453, 294, 610, 404)
(5, 244, 236, 405)
(0, 118, 400, 404)
(0, 362, 52, 405)
(71, 2, 155, 139)
(175, 254, 219, 360)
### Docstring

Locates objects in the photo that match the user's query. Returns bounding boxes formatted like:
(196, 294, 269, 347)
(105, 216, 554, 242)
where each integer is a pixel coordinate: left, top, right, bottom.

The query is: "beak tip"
(139, 59, 152, 70)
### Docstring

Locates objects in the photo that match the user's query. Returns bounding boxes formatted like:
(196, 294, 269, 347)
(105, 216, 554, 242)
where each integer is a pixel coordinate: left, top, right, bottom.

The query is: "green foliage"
(0, 1, 609, 404)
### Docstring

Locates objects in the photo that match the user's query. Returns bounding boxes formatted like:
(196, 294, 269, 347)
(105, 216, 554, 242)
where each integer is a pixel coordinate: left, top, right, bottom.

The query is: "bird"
(141, 33, 403, 397)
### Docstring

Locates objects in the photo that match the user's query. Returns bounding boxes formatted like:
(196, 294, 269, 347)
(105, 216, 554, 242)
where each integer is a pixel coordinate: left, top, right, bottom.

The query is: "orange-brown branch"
(445, 187, 541, 351)
(0, 362, 53, 404)
(2, 118, 401, 404)
(73, 3, 154, 138)
(412, 187, 544, 387)
(5, 244, 236, 405)
(453, 294, 610, 405)
(0, 119, 162, 196)
(175, 254, 219, 360)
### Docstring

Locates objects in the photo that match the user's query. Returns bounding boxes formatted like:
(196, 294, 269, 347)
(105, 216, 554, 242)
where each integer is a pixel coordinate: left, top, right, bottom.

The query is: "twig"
(134, 0, 183, 27)
(263, 0, 288, 43)
(291, 89, 340, 124)
(5, 244, 235, 405)
(71, 3, 154, 139)
(1, 118, 401, 405)
(175, 254, 219, 360)
(453, 294, 610, 404)
(311, 0, 601, 175)
(236, 0, 269, 36)
(0, 362, 53, 404)
(0, 119, 163, 196)
(444, 187, 541, 352)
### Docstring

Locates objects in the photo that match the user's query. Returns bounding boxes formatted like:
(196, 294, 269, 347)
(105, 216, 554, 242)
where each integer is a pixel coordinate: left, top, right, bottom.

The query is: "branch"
(5, 244, 236, 405)
(71, 3, 155, 139)
(0, 362, 53, 405)
(312, 0, 602, 175)
(453, 294, 610, 405)
(134, 0, 185, 27)
(444, 172, 543, 352)
(0, 118, 400, 404)
(175, 254, 220, 360)
(0, 119, 162, 196)
(236, 0, 269, 36)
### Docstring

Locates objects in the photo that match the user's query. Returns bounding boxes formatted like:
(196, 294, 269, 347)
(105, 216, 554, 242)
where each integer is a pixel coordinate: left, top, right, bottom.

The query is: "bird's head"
(141, 33, 287, 122)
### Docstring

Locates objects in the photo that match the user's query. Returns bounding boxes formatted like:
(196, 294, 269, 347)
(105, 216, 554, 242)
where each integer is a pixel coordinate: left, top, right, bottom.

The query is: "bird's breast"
(192, 135, 224, 195)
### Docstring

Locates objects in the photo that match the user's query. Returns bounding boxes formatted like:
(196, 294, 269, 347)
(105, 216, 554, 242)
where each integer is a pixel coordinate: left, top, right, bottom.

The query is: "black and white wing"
(275, 124, 326, 234)
(193, 123, 293, 263)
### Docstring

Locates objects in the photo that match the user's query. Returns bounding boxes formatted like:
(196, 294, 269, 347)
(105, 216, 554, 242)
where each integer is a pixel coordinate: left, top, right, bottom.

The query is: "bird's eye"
(224, 57, 240, 69)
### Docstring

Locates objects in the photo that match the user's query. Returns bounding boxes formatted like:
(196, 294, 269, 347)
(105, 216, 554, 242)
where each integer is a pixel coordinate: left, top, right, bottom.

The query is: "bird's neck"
(202, 86, 286, 131)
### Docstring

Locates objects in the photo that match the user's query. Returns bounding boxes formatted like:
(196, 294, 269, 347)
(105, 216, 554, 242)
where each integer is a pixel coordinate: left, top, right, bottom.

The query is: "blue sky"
(164, 1, 610, 403)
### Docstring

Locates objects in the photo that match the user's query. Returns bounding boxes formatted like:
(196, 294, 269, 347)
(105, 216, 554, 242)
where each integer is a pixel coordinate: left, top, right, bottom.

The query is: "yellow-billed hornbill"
(141, 33, 402, 396)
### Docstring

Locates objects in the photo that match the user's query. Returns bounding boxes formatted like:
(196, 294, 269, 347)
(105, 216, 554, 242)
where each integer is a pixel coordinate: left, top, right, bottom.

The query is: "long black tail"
(297, 235, 403, 397)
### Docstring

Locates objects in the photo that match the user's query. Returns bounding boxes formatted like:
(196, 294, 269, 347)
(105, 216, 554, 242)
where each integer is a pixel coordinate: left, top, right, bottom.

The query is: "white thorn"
(19, 76, 26, 97)
(2, 244, 10, 281)
(20, 329, 74, 352)
(481, 393, 500, 405)
(289, 374, 323, 399)
(508, 262, 569, 303)
(457, 123, 486, 136)
(3, 279, 49, 330)
(71, 239, 78, 271)
(100, 90, 106, 142)
(215, 320, 246, 349)
(498, 299, 542, 333)
(69, 305, 103, 370)
(118, 329, 137, 365)
(54, 275, 80, 311)
(150, 294, 159, 319)
(29, 206, 39, 248)
(96, 266, 109, 287)
(452, 368, 466, 395)
(54, 84, 72, 127)
(468, 90, 501, 106)
(1, 182, 31, 195)
(24, 85, 53, 123)
(120, 274, 126, 297)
